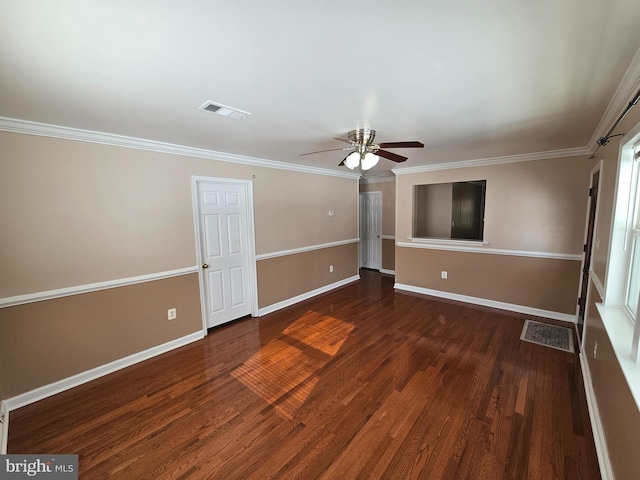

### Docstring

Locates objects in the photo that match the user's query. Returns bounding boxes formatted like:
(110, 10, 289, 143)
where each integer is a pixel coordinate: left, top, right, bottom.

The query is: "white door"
(197, 181, 253, 328)
(360, 192, 382, 270)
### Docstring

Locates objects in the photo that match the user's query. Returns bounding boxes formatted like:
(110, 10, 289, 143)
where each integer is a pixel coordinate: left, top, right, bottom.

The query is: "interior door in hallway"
(360, 192, 382, 270)
(577, 168, 600, 341)
(196, 181, 253, 329)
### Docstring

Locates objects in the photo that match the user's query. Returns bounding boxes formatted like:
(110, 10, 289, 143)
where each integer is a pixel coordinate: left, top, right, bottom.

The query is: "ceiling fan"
(300, 128, 424, 170)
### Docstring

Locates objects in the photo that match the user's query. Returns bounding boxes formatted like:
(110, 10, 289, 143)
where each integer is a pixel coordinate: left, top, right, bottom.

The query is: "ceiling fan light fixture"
(361, 152, 379, 170)
(344, 151, 361, 169)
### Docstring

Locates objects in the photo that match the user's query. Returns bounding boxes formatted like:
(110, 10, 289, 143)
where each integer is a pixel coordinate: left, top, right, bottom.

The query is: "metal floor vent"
(199, 101, 251, 120)
(520, 320, 575, 353)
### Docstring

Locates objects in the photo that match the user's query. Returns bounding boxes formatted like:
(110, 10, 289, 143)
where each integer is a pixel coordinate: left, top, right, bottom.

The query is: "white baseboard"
(258, 275, 360, 316)
(0, 401, 8, 454)
(579, 352, 613, 480)
(394, 283, 576, 323)
(3, 331, 204, 412)
(379, 268, 395, 276)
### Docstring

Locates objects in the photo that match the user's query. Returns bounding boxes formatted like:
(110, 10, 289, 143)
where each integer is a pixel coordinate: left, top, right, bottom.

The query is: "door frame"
(359, 191, 382, 270)
(191, 176, 258, 334)
(576, 161, 603, 345)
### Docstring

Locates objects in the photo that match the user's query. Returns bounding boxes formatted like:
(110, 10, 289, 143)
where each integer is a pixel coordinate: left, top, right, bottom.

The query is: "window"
(605, 130, 640, 367)
(625, 145, 640, 321)
(596, 122, 640, 408)
(625, 145, 640, 318)
(413, 180, 486, 241)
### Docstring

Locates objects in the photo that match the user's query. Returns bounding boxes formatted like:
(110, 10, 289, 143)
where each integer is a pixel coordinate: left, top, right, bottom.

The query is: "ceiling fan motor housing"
(348, 129, 376, 145)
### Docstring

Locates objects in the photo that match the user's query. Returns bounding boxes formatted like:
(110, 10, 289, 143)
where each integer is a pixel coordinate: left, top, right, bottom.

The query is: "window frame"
(602, 125, 640, 367)
(623, 149, 640, 320)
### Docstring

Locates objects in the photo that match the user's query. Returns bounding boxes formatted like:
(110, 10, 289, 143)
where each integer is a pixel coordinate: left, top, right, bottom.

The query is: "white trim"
(255, 238, 360, 261)
(0, 266, 199, 309)
(3, 331, 203, 412)
(380, 268, 396, 276)
(392, 146, 591, 175)
(360, 174, 395, 184)
(394, 283, 576, 323)
(397, 241, 582, 261)
(192, 177, 259, 333)
(258, 275, 360, 316)
(380, 235, 395, 240)
(407, 237, 490, 246)
(0, 117, 360, 180)
(591, 271, 606, 299)
(0, 401, 8, 454)
(579, 352, 614, 480)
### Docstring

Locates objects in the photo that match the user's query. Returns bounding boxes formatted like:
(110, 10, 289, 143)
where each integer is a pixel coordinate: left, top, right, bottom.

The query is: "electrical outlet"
(593, 341, 598, 359)
(441, 271, 448, 279)
(329, 265, 334, 273)
(168, 308, 177, 320)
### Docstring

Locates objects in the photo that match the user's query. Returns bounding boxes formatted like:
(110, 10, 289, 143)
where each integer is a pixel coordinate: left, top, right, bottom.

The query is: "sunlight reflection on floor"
(231, 311, 354, 419)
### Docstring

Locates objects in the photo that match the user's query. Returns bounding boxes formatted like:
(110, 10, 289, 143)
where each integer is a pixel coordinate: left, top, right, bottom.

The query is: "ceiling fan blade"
(378, 141, 424, 149)
(333, 137, 353, 144)
(376, 149, 408, 163)
(299, 147, 352, 156)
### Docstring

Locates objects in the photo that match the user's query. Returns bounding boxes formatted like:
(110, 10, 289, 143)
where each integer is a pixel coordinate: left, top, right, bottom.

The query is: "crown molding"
(360, 171, 396, 184)
(0, 117, 361, 180)
(588, 45, 640, 149)
(392, 145, 591, 175)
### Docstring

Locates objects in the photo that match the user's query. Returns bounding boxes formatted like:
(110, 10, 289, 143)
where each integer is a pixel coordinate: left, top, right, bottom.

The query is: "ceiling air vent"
(199, 101, 251, 120)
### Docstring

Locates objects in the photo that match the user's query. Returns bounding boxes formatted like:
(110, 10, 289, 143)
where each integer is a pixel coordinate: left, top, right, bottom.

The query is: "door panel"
(360, 192, 382, 270)
(204, 215, 222, 257)
(208, 269, 225, 313)
(230, 266, 245, 306)
(198, 181, 252, 328)
(227, 214, 242, 255)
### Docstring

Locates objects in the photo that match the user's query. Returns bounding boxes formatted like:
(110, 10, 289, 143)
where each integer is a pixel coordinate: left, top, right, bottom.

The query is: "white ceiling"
(2, 0, 640, 174)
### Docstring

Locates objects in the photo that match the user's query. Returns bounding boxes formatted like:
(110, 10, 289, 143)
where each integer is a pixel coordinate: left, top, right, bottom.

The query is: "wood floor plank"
(7, 270, 601, 479)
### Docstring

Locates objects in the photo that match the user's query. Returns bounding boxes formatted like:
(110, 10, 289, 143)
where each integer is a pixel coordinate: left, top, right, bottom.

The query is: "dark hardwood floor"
(8, 270, 600, 479)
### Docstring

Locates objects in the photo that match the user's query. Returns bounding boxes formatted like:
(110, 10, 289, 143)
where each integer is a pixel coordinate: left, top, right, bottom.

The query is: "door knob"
(202, 263, 209, 269)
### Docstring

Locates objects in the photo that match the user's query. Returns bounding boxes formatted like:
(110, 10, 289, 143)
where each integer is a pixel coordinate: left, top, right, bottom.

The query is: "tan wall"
(381, 239, 395, 271)
(257, 243, 358, 308)
(1, 133, 198, 297)
(0, 274, 202, 398)
(254, 170, 358, 254)
(359, 180, 395, 236)
(0, 131, 359, 399)
(394, 156, 590, 315)
(396, 156, 591, 253)
(582, 103, 640, 480)
(582, 285, 640, 479)
(396, 247, 580, 314)
(1, 132, 358, 297)
(360, 180, 396, 271)
(414, 183, 452, 238)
